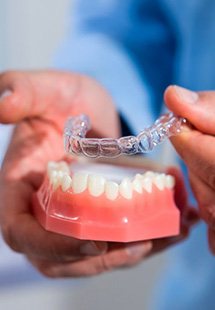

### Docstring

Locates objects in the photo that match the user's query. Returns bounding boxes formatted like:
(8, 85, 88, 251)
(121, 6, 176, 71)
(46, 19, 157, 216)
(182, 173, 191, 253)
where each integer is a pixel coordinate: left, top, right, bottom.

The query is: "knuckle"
(95, 256, 110, 273)
(98, 251, 132, 272)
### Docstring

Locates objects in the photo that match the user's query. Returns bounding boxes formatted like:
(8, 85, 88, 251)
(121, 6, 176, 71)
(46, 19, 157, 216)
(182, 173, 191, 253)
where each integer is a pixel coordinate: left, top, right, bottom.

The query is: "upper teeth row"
(47, 161, 175, 200)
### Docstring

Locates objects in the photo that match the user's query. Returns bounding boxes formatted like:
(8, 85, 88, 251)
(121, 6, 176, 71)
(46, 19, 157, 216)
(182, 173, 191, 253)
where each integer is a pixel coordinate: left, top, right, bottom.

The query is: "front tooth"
(105, 181, 119, 200)
(132, 177, 143, 194)
(72, 172, 88, 193)
(61, 174, 72, 192)
(88, 174, 106, 197)
(154, 174, 165, 190)
(119, 178, 133, 199)
(141, 177, 152, 193)
(165, 175, 175, 189)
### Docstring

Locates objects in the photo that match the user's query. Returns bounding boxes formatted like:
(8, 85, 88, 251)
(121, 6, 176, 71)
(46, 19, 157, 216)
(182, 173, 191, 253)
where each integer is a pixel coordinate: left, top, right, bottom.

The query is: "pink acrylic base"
(32, 177, 180, 243)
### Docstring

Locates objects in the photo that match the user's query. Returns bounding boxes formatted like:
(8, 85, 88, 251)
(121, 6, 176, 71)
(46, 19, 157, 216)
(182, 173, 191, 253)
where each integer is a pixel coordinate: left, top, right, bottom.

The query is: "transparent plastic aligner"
(64, 113, 186, 158)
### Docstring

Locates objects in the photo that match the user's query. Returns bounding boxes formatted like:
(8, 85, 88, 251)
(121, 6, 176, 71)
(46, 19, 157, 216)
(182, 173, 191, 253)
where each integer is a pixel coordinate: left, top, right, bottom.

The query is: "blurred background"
(0, 1, 167, 309)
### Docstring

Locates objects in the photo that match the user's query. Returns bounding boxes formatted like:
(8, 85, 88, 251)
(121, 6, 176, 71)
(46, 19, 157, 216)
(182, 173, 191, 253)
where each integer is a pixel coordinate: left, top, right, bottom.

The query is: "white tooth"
(72, 172, 88, 194)
(141, 177, 152, 193)
(105, 181, 119, 200)
(48, 161, 58, 170)
(132, 178, 143, 194)
(119, 178, 133, 199)
(47, 161, 58, 177)
(88, 174, 106, 197)
(52, 174, 62, 190)
(58, 161, 70, 174)
(154, 174, 165, 190)
(61, 174, 72, 192)
(49, 170, 67, 190)
(135, 173, 144, 179)
(144, 171, 155, 179)
(165, 175, 175, 189)
(49, 170, 58, 183)
(57, 171, 65, 182)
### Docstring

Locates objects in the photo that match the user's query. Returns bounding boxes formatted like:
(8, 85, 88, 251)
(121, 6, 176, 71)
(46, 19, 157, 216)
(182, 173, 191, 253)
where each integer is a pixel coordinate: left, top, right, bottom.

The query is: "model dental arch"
(32, 114, 181, 242)
(64, 113, 186, 158)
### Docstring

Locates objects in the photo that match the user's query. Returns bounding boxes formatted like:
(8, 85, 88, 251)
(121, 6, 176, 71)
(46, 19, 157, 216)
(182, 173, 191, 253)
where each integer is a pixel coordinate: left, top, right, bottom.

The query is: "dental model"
(33, 159, 180, 242)
(64, 113, 186, 158)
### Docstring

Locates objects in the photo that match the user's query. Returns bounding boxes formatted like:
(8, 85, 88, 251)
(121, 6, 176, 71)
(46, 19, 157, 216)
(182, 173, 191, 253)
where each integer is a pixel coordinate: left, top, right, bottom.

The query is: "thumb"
(164, 85, 215, 135)
(164, 85, 215, 188)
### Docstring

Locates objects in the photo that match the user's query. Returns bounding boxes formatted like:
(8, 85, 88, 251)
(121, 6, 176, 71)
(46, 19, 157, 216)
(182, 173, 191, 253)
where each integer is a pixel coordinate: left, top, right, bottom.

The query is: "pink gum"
(33, 179, 180, 242)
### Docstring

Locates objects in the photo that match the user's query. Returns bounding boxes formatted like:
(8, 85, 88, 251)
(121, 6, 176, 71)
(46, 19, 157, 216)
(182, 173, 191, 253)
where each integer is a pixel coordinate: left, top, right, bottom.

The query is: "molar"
(154, 174, 165, 191)
(165, 175, 175, 189)
(51, 171, 64, 190)
(47, 162, 58, 177)
(61, 174, 72, 192)
(47, 161, 70, 177)
(58, 161, 70, 174)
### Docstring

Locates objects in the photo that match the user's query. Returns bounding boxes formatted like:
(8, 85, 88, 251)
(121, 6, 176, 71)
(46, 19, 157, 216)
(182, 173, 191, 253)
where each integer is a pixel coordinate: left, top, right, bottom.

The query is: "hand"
(0, 70, 119, 277)
(0, 71, 196, 278)
(164, 85, 215, 253)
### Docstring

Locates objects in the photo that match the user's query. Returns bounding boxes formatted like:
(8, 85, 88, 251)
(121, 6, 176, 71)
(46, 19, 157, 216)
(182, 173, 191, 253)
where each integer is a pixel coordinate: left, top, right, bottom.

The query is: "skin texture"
(165, 86, 215, 254)
(0, 71, 197, 278)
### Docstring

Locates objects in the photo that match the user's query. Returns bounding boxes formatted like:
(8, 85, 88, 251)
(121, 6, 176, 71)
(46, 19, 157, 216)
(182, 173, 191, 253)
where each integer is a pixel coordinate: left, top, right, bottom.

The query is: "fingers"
(1, 211, 107, 262)
(0, 178, 107, 262)
(168, 127, 215, 188)
(28, 241, 153, 278)
(0, 71, 79, 124)
(164, 85, 215, 135)
(189, 171, 215, 229)
(164, 86, 215, 186)
(0, 70, 120, 138)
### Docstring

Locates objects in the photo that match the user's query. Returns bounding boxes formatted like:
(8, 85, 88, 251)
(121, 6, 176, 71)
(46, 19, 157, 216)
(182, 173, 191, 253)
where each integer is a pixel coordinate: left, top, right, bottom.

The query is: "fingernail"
(0, 90, 12, 102)
(125, 242, 152, 257)
(80, 241, 108, 256)
(174, 85, 199, 104)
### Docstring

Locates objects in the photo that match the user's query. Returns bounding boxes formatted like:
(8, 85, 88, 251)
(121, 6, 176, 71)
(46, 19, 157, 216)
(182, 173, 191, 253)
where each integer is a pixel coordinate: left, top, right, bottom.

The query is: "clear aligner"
(64, 113, 186, 158)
